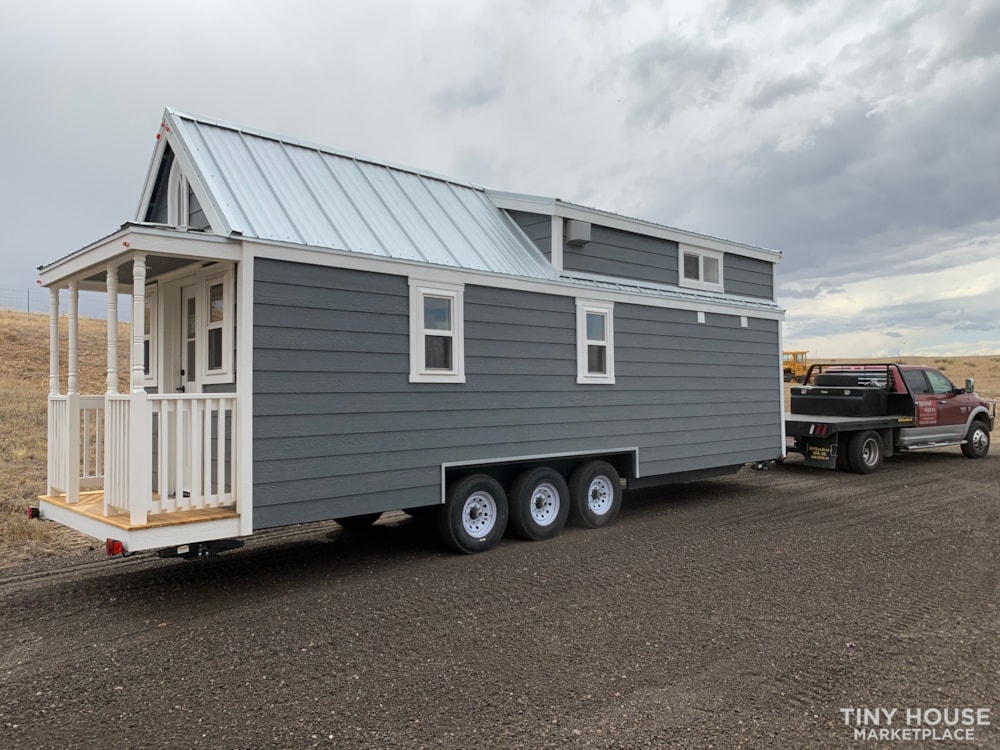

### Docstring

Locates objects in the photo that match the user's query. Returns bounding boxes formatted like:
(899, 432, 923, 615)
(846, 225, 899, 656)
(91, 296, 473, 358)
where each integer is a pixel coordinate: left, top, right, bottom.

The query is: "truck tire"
(569, 461, 622, 528)
(334, 512, 382, 529)
(961, 420, 990, 459)
(847, 430, 883, 474)
(508, 467, 570, 541)
(438, 474, 508, 554)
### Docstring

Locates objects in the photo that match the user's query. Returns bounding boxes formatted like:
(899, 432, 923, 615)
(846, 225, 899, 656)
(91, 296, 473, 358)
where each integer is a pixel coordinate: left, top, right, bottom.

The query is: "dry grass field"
(0, 311, 128, 565)
(1, 309, 997, 567)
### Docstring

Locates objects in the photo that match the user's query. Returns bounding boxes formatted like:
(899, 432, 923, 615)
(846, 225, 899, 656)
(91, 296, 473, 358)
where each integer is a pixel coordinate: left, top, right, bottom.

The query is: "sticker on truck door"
(917, 401, 938, 426)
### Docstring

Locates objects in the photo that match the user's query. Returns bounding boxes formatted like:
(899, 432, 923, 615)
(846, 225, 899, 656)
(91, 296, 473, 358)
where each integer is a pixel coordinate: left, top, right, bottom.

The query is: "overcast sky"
(1, 0, 998, 357)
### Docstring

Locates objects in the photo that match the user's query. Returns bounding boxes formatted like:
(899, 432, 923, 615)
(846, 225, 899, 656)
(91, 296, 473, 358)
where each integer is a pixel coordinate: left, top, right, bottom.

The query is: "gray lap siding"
(252, 258, 780, 529)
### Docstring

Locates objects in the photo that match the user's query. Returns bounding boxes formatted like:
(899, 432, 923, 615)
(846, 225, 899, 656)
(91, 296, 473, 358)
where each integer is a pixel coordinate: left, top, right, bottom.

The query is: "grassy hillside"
(0, 311, 128, 565)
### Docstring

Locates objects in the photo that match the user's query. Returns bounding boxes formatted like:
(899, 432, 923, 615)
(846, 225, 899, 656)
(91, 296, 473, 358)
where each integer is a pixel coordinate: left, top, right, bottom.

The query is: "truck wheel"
(508, 467, 570, 541)
(334, 512, 382, 529)
(569, 461, 622, 528)
(847, 430, 883, 474)
(438, 475, 508, 554)
(961, 420, 990, 459)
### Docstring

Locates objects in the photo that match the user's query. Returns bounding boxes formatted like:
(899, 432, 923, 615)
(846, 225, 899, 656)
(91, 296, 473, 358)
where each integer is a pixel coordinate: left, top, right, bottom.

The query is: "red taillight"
(106, 539, 125, 556)
(27, 506, 40, 520)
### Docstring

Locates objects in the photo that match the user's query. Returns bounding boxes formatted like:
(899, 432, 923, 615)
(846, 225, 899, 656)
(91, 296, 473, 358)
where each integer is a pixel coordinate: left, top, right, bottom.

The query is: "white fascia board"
(134, 118, 171, 222)
(162, 110, 230, 236)
(38, 226, 240, 288)
(244, 238, 785, 320)
(487, 191, 781, 264)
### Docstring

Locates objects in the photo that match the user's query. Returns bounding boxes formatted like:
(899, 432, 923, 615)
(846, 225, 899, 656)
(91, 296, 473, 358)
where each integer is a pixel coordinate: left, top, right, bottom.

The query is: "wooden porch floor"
(39, 491, 238, 531)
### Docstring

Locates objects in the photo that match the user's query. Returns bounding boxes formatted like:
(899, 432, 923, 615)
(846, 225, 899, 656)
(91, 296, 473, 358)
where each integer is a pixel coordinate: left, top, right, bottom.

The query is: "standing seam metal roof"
(167, 109, 558, 281)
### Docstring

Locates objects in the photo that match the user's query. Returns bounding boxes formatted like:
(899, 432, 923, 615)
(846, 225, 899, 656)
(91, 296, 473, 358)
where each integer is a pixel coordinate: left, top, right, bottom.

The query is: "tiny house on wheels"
(35, 109, 784, 557)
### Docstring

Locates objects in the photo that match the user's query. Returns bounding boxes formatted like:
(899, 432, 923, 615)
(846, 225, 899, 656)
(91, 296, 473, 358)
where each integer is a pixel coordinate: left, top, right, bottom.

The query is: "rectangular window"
(143, 285, 158, 385)
(200, 268, 234, 384)
(409, 279, 465, 383)
(679, 245, 724, 292)
(576, 299, 615, 384)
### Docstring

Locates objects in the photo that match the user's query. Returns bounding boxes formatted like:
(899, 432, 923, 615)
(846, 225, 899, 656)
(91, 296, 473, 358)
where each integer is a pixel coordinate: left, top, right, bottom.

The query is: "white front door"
(179, 283, 200, 394)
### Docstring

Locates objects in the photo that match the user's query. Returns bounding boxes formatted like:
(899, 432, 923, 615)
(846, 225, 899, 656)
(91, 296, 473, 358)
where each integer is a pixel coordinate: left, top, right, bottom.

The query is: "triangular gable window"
(143, 143, 211, 231)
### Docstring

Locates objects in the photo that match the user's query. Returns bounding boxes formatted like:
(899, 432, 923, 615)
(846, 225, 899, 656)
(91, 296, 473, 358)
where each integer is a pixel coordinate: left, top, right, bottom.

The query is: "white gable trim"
(133, 113, 228, 236)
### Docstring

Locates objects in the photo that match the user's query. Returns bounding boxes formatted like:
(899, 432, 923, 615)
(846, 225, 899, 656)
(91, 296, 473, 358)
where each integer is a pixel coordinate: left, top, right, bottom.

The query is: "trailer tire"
(508, 467, 570, 541)
(569, 461, 622, 528)
(961, 420, 990, 459)
(438, 474, 508, 554)
(847, 430, 883, 474)
(334, 512, 382, 529)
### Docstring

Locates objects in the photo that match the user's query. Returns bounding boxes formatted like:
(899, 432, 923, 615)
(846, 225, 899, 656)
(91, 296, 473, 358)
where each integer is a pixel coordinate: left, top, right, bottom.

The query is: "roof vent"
(566, 220, 591, 246)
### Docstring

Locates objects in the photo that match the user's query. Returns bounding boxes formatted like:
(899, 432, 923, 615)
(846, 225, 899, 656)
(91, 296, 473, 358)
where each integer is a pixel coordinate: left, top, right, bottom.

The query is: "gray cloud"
(430, 71, 505, 114)
(747, 71, 821, 110)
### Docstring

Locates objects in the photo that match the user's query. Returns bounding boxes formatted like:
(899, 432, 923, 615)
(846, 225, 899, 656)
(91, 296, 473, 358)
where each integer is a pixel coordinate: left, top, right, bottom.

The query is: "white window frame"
(200, 267, 235, 385)
(678, 244, 724, 292)
(143, 284, 158, 387)
(409, 279, 465, 383)
(576, 299, 615, 385)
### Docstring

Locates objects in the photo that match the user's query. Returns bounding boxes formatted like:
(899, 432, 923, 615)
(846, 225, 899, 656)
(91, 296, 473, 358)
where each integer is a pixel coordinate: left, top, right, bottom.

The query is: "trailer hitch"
(156, 539, 245, 560)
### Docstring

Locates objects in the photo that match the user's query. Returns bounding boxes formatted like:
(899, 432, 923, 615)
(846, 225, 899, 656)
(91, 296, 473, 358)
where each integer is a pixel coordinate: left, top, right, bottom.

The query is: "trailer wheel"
(334, 512, 382, 529)
(847, 430, 883, 474)
(961, 420, 990, 459)
(438, 474, 508, 554)
(569, 461, 622, 528)
(508, 467, 570, 541)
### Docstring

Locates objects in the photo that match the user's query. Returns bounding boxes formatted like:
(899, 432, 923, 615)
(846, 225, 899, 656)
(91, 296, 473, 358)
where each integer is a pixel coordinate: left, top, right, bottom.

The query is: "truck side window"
(925, 370, 955, 394)
(903, 370, 931, 394)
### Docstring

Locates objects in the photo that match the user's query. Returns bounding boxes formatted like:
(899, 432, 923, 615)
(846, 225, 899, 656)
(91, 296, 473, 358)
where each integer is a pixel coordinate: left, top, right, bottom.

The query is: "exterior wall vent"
(566, 220, 591, 246)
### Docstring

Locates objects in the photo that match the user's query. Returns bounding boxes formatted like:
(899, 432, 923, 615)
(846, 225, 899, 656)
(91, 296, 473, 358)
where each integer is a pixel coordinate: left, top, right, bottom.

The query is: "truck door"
(923, 369, 968, 439)
(904, 369, 965, 441)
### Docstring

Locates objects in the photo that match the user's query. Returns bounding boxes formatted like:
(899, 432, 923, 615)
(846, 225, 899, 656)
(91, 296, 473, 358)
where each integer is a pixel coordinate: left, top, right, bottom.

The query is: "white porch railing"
(47, 395, 106, 496)
(48, 392, 237, 525)
(150, 394, 237, 513)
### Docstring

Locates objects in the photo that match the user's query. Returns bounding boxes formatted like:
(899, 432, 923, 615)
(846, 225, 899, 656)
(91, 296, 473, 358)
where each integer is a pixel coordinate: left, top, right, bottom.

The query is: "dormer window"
(678, 245, 724, 292)
(142, 142, 211, 231)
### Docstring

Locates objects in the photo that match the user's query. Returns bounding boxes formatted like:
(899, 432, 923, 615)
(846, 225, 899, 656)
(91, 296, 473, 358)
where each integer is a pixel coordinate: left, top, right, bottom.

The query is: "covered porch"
(37, 225, 251, 549)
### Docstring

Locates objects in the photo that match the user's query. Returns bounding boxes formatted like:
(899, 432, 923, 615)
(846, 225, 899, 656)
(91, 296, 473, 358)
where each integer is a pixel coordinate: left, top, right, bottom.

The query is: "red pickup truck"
(784, 363, 995, 473)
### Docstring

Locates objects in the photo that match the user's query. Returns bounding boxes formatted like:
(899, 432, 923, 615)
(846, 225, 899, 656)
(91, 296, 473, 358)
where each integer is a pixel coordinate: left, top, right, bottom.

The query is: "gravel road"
(1, 451, 997, 749)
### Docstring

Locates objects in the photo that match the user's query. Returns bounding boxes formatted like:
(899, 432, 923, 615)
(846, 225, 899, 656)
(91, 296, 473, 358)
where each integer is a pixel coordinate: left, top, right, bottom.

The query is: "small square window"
(409, 280, 465, 383)
(678, 245, 724, 292)
(576, 300, 615, 384)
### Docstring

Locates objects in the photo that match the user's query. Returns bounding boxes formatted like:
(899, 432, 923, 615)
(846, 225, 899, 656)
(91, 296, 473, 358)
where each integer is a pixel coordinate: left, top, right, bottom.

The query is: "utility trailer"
(33, 108, 785, 558)
(785, 363, 995, 473)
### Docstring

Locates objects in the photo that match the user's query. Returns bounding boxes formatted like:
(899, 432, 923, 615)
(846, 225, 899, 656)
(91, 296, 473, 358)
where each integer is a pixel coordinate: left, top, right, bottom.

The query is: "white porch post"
(66, 282, 80, 503)
(106, 264, 119, 394)
(47, 288, 60, 495)
(128, 255, 150, 525)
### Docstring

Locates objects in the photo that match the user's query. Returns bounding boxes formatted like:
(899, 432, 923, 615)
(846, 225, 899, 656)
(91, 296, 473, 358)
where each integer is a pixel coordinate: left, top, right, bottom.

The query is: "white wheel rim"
(529, 482, 560, 526)
(972, 428, 989, 453)
(862, 438, 879, 466)
(587, 476, 614, 515)
(462, 491, 497, 538)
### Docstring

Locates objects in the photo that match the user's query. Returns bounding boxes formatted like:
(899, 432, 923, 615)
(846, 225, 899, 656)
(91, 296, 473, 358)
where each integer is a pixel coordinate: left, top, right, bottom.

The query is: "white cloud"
(0, 0, 996, 356)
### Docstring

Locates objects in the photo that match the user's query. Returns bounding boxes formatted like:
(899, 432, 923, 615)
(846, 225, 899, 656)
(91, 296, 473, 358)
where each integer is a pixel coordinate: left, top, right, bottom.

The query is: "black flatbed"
(783, 413, 915, 435)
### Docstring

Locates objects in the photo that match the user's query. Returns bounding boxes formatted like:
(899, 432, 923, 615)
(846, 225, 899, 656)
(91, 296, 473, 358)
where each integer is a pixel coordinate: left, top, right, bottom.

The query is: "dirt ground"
(0, 449, 996, 749)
